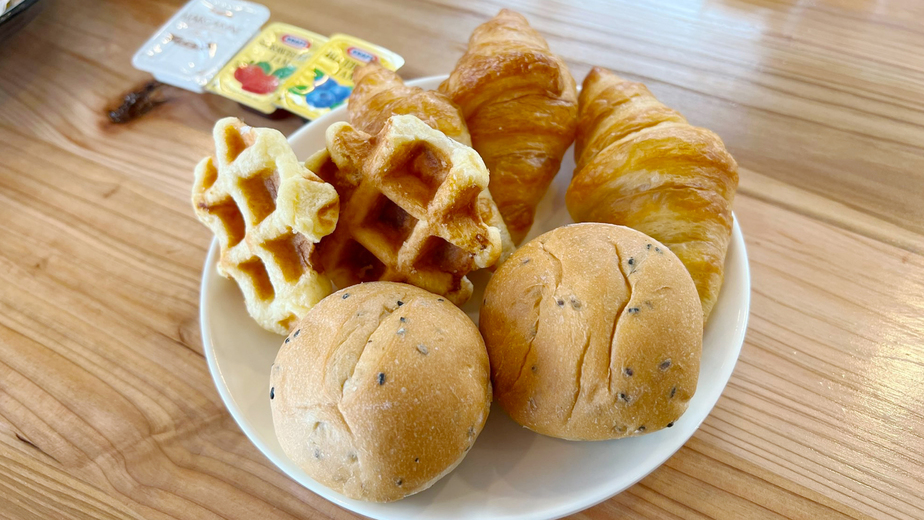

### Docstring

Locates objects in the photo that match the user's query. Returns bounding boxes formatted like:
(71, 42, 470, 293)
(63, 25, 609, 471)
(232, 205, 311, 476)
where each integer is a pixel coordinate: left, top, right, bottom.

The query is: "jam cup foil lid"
(132, 0, 270, 93)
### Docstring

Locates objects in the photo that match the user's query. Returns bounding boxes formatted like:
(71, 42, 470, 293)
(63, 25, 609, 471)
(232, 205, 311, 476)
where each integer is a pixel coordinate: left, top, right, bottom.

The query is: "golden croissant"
(349, 63, 472, 146)
(440, 9, 578, 244)
(567, 67, 738, 320)
(348, 62, 515, 264)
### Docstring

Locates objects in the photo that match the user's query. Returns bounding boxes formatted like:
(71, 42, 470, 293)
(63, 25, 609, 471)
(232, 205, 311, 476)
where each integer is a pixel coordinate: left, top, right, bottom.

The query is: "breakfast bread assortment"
(440, 9, 579, 244)
(566, 67, 738, 320)
(192, 117, 339, 334)
(269, 282, 491, 502)
(314, 114, 504, 305)
(189, 8, 741, 504)
(480, 223, 703, 440)
(348, 63, 515, 263)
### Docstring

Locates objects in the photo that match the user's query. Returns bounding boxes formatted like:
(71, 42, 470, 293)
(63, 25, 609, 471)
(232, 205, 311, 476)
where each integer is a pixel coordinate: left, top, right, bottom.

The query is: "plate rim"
(200, 74, 751, 520)
(0, 0, 41, 26)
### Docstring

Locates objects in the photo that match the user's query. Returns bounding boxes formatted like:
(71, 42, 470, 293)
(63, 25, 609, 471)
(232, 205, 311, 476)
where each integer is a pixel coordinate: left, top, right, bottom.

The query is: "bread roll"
(270, 281, 491, 502)
(479, 223, 702, 440)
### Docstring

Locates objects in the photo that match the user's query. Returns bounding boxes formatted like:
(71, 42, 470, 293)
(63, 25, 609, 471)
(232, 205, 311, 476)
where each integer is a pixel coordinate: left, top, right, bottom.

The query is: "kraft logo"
(280, 34, 310, 49)
(347, 47, 377, 63)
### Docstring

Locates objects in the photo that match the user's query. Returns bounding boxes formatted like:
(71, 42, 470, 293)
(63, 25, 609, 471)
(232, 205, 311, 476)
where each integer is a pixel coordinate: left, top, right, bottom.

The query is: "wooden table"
(1, 0, 922, 518)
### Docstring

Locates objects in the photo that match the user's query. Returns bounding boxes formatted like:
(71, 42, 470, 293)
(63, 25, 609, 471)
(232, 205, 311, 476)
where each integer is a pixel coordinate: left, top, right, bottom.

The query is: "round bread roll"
(480, 223, 703, 440)
(270, 281, 491, 502)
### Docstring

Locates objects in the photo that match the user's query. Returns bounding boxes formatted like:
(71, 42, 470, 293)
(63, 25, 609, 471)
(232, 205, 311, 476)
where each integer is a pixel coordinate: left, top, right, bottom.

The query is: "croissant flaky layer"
(567, 67, 738, 320)
(349, 64, 473, 147)
(440, 9, 578, 244)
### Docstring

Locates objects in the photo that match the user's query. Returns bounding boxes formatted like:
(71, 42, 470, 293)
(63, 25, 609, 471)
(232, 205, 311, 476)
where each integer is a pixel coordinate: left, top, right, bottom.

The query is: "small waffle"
(192, 117, 339, 334)
(312, 114, 504, 304)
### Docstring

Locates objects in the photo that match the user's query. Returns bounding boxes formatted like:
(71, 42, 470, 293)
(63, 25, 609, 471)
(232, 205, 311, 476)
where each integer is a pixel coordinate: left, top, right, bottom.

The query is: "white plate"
(200, 76, 751, 520)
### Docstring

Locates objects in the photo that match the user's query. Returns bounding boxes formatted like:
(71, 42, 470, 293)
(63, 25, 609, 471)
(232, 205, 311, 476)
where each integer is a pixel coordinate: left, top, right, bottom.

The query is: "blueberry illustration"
(304, 79, 353, 109)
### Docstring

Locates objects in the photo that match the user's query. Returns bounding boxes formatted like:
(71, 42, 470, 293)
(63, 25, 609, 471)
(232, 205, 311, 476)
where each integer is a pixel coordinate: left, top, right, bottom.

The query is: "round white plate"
(200, 76, 750, 520)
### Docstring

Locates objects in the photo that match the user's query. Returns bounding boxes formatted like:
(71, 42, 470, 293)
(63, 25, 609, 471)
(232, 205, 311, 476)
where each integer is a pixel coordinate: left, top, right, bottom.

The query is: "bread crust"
(270, 282, 491, 502)
(479, 223, 702, 440)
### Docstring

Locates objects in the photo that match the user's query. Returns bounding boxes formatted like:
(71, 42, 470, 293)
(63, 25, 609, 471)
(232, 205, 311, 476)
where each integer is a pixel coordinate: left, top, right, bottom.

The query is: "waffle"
(312, 114, 504, 304)
(192, 117, 339, 334)
(477, 189, 516, 267)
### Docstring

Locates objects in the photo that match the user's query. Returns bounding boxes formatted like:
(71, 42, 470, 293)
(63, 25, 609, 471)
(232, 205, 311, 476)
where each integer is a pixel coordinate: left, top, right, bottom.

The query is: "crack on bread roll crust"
(563, 332, 592, 424)
(271, 282, 491, 502)
(506, 283, 542, 395)
(508, 240, 562, 392)
(480, 223, 703, 441)
(606, 242, 632, 398)
(333, 301, 404, 441)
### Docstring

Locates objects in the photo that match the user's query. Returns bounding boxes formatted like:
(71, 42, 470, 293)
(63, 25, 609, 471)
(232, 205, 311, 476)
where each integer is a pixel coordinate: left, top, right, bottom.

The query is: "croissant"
(566, 67, 738, 320)
(349, 64, 472, 146)
(439, 9, 578, 244)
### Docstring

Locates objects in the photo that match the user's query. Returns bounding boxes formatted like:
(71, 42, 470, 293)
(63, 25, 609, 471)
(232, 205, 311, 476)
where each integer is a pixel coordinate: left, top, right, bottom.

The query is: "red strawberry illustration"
(233, 63, 279, 95)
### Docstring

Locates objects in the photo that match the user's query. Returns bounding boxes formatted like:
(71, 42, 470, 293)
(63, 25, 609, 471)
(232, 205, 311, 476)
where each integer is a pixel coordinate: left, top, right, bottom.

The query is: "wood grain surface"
(1, 0, 923, 518)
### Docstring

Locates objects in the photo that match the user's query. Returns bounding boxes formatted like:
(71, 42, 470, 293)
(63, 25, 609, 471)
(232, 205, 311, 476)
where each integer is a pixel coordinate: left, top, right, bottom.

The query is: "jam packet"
(207, 23, 328, 113)
(277, 34, 404, 120)
(131, 0, 269, 93)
